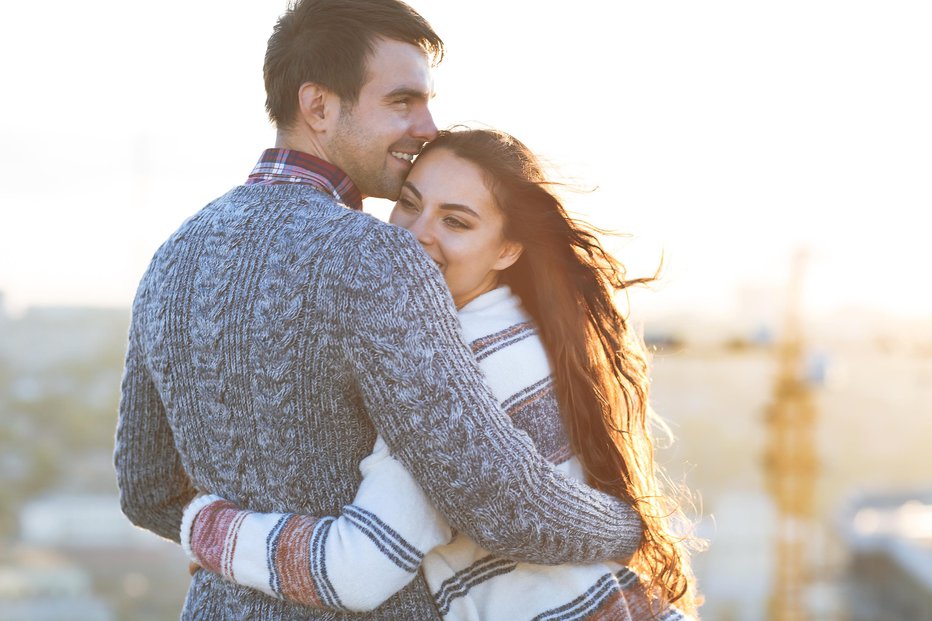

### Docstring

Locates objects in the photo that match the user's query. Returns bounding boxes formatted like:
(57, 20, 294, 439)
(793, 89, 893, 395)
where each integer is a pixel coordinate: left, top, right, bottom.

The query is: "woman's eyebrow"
(402, 181, 422, 199)
(402, 182, 479, 218)
(439, 203, 479, 218)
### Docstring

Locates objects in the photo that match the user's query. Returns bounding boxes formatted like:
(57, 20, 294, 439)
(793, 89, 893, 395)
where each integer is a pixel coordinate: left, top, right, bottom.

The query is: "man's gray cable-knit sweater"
(114, 183, 643, 620)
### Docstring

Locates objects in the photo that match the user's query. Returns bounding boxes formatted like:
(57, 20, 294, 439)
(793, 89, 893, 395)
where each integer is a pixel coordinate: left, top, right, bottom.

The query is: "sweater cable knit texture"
(114, 182, 642, 620)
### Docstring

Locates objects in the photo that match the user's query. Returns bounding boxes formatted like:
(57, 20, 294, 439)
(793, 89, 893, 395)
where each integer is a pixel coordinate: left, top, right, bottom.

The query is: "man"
(114, 0, 642, 618)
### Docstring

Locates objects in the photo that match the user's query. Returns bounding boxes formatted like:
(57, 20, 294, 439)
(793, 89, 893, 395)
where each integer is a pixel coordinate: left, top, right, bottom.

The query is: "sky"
(1, 0, 930, 322)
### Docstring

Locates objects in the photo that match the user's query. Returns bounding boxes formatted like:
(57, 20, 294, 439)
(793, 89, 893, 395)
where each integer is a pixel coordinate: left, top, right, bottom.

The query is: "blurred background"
(1, 1, 930, 619)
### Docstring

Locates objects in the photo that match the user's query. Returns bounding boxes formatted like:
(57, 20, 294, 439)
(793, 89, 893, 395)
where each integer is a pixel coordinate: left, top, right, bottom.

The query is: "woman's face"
(389, 148, 523, 308)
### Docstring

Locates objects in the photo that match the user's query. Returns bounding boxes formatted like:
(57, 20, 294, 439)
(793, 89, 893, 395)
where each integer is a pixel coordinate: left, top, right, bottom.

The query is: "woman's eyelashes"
(396, 197, 418, 212)
(443, 216, 469, 230)
(396, 197, 471, 231)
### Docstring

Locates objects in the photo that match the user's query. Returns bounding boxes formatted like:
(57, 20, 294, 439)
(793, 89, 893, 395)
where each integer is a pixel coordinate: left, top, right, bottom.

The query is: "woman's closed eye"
(396, 197, 419, 212)
(443, 216, 470, 230)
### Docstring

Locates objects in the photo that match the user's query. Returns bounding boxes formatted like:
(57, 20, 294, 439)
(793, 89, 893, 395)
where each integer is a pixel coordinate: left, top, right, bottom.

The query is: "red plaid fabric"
(246, 148, 363, 211)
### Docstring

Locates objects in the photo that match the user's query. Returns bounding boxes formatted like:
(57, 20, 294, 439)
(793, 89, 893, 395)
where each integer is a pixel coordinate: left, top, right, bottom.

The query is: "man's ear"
(493, 240, 524, 272)
(297, 82, 341, 133)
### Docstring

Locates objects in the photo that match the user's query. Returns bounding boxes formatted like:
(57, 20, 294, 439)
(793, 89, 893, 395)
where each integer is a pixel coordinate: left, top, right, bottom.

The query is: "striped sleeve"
(180, 436, 453, 612)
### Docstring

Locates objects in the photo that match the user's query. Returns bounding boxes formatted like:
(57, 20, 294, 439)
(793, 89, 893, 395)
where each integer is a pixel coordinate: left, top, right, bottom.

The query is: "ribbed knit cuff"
(180, 494, 224, 562)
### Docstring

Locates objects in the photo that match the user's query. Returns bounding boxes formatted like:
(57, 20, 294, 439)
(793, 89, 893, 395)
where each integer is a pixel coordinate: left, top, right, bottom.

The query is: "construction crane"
(763, 250, 819, 621)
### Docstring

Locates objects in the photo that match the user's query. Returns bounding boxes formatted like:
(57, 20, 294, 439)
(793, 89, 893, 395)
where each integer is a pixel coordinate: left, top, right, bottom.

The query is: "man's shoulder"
(151, 184, 399, 252)
(323, 209, 426, 266)
(138, 184, 435, 292)
(324, 215, 450, 309)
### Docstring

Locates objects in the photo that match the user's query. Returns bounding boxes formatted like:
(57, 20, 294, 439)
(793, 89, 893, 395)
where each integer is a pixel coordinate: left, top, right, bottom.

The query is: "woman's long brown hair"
(420, 128, 701, 616)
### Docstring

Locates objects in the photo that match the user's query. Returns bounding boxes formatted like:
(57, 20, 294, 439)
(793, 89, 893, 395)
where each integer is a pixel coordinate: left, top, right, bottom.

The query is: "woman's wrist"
(179, 493, 224, 561)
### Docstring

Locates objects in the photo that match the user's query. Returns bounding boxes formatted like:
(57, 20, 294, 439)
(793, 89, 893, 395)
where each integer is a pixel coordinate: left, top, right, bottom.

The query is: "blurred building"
(19, 494, 162, 550)
(690, 490, 776, 621)
(0, 547, 111, 621)
(838, 489, 932, 621)
(8, 494, 193, 620)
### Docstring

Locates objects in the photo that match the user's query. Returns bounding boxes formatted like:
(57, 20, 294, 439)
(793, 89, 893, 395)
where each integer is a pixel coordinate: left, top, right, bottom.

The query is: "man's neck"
(275, 129, 329, 162)
(273, 128, 367, 201)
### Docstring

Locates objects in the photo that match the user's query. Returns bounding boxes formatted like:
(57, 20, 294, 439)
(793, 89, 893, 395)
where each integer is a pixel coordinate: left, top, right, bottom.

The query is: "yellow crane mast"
(763, 250, 818, 621)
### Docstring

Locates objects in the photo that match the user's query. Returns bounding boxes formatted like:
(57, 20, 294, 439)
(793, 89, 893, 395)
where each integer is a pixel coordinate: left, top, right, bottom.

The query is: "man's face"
(327, 38, 437, 200)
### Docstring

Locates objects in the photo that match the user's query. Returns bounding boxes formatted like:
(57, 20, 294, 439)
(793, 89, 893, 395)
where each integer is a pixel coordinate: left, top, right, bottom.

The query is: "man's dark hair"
(264, 0, 444, 129)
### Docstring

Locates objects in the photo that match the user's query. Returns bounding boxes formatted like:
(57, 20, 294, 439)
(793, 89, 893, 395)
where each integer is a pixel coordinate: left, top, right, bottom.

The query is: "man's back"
(117, 178, 644, 619)
(117, 183, 441, 618)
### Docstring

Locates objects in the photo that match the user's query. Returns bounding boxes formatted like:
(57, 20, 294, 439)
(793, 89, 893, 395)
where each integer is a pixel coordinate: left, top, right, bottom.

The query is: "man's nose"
(412, 106, 438, 143)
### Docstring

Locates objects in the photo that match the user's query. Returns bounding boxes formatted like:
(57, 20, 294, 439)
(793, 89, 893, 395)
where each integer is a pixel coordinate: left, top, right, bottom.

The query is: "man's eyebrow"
(385, 87, 434, 101)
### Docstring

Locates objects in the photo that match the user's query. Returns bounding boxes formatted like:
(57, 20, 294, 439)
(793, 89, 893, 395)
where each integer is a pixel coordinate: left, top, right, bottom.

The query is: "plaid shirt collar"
(245, 148, 363, 211)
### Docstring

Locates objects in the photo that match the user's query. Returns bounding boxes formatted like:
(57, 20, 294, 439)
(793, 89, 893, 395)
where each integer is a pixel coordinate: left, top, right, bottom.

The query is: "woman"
(181, 128, 700, 619)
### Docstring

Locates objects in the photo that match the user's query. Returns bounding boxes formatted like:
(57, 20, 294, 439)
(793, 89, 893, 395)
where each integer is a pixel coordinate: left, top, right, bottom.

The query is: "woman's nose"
(411, 219, 435, 245)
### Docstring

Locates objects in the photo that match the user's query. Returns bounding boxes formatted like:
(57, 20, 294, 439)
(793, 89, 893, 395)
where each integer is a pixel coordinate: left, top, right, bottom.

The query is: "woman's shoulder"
(456, 288, 550, 383)
(456, 286, 533, 342)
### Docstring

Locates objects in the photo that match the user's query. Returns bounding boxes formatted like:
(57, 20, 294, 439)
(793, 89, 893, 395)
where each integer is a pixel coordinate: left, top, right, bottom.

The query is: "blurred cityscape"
(1, 287, 931, 620)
